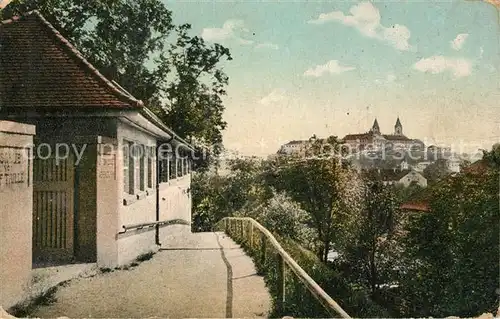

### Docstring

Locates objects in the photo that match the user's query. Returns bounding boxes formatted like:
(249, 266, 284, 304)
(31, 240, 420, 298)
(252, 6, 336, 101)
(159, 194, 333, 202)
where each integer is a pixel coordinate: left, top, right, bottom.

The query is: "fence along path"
(217, 217, 351, 318)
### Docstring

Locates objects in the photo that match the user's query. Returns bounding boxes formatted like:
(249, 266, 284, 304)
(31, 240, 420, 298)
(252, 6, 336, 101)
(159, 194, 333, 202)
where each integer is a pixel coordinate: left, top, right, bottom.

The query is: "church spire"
(395, 117, 403, 135)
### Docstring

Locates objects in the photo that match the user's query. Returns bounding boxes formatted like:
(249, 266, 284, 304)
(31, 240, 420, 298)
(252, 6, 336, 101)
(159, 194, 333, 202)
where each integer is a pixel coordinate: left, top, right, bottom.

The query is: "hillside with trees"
(192, 144, 500, 317)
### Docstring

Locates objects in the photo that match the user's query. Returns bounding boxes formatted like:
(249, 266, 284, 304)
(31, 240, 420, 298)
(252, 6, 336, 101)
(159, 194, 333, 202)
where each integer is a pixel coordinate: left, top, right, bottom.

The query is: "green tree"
(305, 135, 345, 158)
(338, 181, 401, 301)
(253, 192, 313, 244)
(423, 158, 452, 184)
(483, 143, 500, 167)
(398, 146, 499, 317)
(269, 157, 364, 262)
(2, 0, 231, 154)
(191, 157, 273, 231)
(191, 172, 230, 232)
(393, 182, 424, 202)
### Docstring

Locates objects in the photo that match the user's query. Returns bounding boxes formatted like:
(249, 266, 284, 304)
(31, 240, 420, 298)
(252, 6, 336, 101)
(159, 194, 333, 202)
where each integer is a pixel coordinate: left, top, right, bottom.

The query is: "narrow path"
(30, 231, 271, 318)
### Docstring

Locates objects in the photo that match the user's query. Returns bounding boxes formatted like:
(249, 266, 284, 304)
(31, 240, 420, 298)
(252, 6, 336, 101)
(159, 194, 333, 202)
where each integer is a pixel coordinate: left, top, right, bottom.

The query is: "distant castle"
(341, 117, 423, 151)
(278, 117, 425, 156)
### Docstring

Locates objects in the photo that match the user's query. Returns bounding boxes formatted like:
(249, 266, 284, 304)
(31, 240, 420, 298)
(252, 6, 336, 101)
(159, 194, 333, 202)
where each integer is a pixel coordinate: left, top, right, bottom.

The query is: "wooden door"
(32, 152, 75, 265)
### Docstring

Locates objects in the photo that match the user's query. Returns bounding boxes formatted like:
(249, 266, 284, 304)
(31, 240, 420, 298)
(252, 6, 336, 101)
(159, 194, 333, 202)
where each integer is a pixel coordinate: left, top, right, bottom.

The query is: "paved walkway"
(30, 231, 271, 318)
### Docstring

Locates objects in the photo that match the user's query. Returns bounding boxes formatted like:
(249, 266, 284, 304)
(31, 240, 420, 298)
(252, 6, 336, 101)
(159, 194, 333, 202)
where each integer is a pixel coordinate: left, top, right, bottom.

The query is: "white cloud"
(304, 60, 356, 77)
(308, 2, 411, 51)
(201, 19, 253, 45)
(374, 73, 398, 85)
(413, 56, 472, 78)
(259, 89, 287, 106)
(255, 42, 279, 50)
(450, 33, 469, 51)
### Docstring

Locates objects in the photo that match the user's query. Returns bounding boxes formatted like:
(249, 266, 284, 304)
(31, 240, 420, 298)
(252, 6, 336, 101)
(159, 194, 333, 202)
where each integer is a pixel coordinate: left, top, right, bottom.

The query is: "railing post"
(249, 222, 254, 248)
(277, 254, 286, 314)
(260, 232, 266, 266)
(235, 219, 239, 239)
(240, 219, 244, 240)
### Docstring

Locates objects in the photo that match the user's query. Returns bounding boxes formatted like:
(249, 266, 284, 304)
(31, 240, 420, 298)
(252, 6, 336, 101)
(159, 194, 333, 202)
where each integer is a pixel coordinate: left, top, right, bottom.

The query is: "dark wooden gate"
(32, 152, 75, 265)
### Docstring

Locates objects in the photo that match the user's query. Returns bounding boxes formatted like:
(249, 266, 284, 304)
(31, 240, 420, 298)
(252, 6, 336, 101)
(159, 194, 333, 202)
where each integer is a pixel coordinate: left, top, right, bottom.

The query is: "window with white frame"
(167, 154, 175, 180)
(123, 140, 134, 195)
(147, 146, 154, 188)
(158, 148, 169, 184)
(177, 158, 182, 178)
(139, 145, 145, 191)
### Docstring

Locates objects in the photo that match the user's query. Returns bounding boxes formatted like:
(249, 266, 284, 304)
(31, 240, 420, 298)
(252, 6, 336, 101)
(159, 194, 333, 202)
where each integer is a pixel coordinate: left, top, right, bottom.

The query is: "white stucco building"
(342, 118, 424, 153)
(0, 11, 195, 274)
(278, 140, 309, 156)
(371, 169, 428, 188)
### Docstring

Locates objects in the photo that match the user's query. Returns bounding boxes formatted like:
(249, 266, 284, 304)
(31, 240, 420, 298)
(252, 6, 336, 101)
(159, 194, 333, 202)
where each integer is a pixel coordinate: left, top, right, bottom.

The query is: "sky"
(162, 0, 499, 157)
(4, 0, 497, 156)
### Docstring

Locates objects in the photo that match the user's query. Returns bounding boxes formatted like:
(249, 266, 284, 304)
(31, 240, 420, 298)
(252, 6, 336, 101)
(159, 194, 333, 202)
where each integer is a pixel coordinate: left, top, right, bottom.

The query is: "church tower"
(370, 118, 380, 134)
(394, 117, 403, 135)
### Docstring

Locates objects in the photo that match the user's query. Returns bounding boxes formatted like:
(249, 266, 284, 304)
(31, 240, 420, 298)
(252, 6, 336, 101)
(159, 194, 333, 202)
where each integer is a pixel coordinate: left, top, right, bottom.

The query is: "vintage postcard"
(0, 0, 499, 318)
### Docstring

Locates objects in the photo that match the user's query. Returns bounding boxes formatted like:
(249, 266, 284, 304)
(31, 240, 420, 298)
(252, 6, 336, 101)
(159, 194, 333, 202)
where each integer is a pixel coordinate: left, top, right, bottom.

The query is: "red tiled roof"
(400, 201, 430, 212)
(0, 11, 143, 111)
(462, 159, 489, 174)
(382, 134, 411, 141)
(343, 133, 373, 141)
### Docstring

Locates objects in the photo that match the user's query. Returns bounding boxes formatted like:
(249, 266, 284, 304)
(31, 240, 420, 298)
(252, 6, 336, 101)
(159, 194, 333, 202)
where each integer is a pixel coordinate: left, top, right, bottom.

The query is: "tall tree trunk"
(323, 240, 330, 263)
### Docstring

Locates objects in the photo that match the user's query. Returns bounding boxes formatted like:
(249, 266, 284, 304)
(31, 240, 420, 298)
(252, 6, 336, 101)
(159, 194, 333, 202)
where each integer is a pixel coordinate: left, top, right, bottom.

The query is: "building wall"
(448, 159, 461, 173)
(3, 117, 116, 266)
(158, 174, 192, 241)
(115, 121, 158, 266)
(117, 191, 157, 265)
(0, 121, 35, 309)
(79, 118, 193, 268)
(96, 138, 120, 268)
(398, 171, 427, 187)
(280, 143, 307, 155)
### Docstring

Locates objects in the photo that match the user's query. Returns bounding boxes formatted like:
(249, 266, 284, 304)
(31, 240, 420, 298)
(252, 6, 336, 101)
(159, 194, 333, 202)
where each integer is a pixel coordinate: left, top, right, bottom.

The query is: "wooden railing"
(216, 217, 351, 318)
(119, 219, 190, 234)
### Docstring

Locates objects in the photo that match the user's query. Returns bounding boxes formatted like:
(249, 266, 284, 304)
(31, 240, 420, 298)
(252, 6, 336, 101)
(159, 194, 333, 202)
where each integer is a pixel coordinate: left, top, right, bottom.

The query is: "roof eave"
(139, 107, 195, 152)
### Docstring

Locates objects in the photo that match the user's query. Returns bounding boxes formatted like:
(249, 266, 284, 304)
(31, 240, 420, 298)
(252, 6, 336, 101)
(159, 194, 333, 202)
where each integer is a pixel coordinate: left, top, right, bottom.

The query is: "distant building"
(414, 161, 431, 172)
(278, 135, 323, 157)
(426, 145, 452, 160)
(342, 118, 424, 153)
(367, 168, 428, 188)
(397, 170, 428, 187)
(447, 157, 462, 173)
(278, 140, 308, 156)
(400, 159, 490, 212)
(400, 160, 410, 170)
